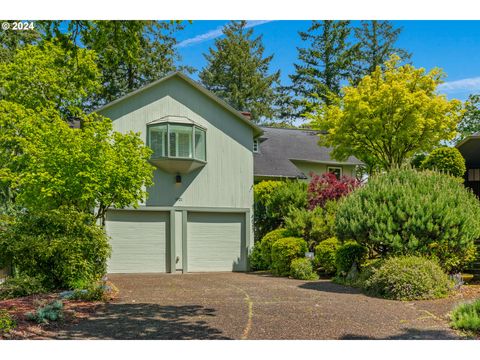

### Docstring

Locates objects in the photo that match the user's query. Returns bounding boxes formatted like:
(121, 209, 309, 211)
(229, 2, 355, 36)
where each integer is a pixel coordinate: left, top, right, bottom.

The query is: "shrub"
(271, 237, 308, 276)
(248, 244, 269, 271)
(68, 283, 108, 302)
(264, 180, 307, 231)
(410, 153, 427, 169)
(363, 256, 453, 300)
(284, 201, 337, 250)
(0, 310, 16, 335)
(290, 258, 318, 280)
(0, 275, 47, 300)
(450, 299, 480, 333)
(254, 180, 284, 241)
(0, 207, 111, 290)
(335, 168, 480, 272)
(26, 300, 64, 324)
(307, 172, 360, 209)
(314, 237, 341, 275)
(335, 241, 368, 276)
(421, 147, 466, 178)
(259, 228, 290, 268)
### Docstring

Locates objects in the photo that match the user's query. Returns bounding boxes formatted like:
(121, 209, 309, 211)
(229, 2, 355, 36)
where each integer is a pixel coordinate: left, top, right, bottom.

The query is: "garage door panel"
(106, 210, 168, 273)
(187, 212, 246, 272)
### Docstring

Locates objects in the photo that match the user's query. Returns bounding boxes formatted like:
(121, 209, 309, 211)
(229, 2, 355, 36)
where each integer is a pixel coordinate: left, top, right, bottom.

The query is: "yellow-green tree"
(307, 56, 464, 172)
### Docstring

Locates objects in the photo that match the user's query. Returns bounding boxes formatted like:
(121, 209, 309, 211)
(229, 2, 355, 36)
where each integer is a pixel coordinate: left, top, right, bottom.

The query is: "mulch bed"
(0, 282, 118, 340)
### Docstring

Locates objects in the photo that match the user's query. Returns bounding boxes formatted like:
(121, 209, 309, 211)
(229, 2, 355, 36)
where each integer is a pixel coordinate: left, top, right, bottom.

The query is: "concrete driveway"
(56, 272, 471, 340)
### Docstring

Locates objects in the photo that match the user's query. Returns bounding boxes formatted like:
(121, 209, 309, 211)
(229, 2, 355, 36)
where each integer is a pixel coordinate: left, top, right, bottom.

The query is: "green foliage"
(69, 283, 108, 302)
(0, 101, 154, 223)
(199, 20, 281, 121)
(248, 245, 269, 271)
(363, 256, 452, 300)
(450, 299, 480, 333)
(410, 153, 427, 169)
(271, 237, 308, 276)
(259, 228, 290, 268)
(284, 203, 337, 251)
(288, 20, 357, 117)
(335, 241, 368, 276)
(314, 237, 341, 275)
(308, 56, 464, 171)
(335, 168, 480, 272)
(421, 147, 466, 178)
(0, 310, 16, 335)
(26, 300, 64, 324)
(253, 180, 284, 241)
(0, 20, 40, 62)
(352, 20, 411, 83)
(456, 94, 480, 143)
(0, 41, 101, 118)
(290, 258, 318, 280)
(0, 275, 47, 300)
(40, 20, 190, 108)
(0, 208, 111, 290)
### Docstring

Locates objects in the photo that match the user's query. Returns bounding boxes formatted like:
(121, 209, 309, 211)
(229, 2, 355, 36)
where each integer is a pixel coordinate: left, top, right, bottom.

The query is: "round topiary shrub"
(335, 241, 368, 275)
(421, 147, 466, 178)
(363, 256, 453, 300)
(314, 237, 341, 275)
(259, 228, 290, 268)
(271, 237, 308, 276)
(335, 168, 480, 272)
(290, 258, 318, 280)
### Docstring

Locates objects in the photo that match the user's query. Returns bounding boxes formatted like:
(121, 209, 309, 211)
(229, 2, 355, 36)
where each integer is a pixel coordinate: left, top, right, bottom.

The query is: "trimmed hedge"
(363, 256, 452, 300)
(259, 228, 290, 268)
(335, 168, 480, 272)
(271, 237, 308, 276)
(314, 237, 341, 275)
(421, 147, 466, 178)
(249, 244, 269, 271)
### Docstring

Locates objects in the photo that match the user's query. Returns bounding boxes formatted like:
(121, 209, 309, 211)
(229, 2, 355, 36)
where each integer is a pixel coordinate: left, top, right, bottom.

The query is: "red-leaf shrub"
(307, 172, 360, 209)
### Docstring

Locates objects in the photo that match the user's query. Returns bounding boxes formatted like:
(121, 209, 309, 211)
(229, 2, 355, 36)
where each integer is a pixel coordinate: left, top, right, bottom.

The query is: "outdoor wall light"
(176, 174, 182, 184)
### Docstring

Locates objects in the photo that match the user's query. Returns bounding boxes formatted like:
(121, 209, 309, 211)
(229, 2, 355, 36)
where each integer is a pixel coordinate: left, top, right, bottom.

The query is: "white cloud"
(438, 76, 480, 93)
(177, 20, 274, 48)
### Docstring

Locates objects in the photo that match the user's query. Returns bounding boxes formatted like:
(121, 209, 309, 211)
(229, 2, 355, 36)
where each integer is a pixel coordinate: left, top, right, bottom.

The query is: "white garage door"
(106, 210, 169, 273)
(187, 212, 246, 272)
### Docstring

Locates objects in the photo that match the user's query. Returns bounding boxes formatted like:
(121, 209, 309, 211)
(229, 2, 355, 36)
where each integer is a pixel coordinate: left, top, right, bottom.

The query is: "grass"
(450, 299, 480, 333)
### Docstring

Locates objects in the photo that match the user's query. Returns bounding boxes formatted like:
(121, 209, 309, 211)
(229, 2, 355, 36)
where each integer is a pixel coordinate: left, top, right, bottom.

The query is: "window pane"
(149, 125, 167, 157)
(195, 128, 206, 161)
(169, 125, 192, 158)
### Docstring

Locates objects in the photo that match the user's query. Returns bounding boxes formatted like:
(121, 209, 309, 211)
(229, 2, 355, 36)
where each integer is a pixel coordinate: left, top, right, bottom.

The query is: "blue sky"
(175, 20, 480, 101)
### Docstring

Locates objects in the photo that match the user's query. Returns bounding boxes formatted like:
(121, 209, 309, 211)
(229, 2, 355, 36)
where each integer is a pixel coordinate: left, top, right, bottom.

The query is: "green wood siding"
(187, 212, 246, 272)
(99, 76, 254, 210)
(106, 210, 168, 273)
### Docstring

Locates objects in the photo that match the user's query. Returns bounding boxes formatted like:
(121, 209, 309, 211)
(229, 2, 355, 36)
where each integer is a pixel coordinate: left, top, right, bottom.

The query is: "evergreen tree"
(288, 20, 357, 117)
(40, 20, 191, 108)
(199, 21, 280, 122)
(353, 20, 411, 82)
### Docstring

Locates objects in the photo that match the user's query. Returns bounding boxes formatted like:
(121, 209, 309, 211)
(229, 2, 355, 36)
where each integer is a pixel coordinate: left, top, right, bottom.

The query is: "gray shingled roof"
(254, 127, 363, 178)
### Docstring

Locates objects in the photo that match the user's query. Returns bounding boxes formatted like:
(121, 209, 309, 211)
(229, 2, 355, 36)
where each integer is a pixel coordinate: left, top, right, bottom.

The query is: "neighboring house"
(96, 72, 262, 274)
(456, 132, 480, 198)
(253, 127, 363, 182)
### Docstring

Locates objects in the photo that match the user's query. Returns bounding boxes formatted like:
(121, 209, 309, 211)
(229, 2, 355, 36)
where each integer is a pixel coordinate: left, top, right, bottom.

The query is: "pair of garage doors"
(105, 210, 247, 273)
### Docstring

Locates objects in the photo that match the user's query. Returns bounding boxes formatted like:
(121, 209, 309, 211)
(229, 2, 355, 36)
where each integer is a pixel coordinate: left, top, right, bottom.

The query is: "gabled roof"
(456, 132, 480, 148)
(94, 72, 263, 136)
(254, 127, 363, 178)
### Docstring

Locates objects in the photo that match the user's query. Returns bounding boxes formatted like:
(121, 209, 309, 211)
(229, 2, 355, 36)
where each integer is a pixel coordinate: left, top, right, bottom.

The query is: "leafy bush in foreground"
(314, 237, 341, 275)
(0, 310, 16, 335)
(271, 237, 308, 276)
(363, 256, 452, 300)
(450, 299, 480, 333)
(335, 168, 480, 272)
(249, 244, 269, 271)
(290, 258, 318, 280)
(0, 207, 111, 289)
(307, 172, 360, 209)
